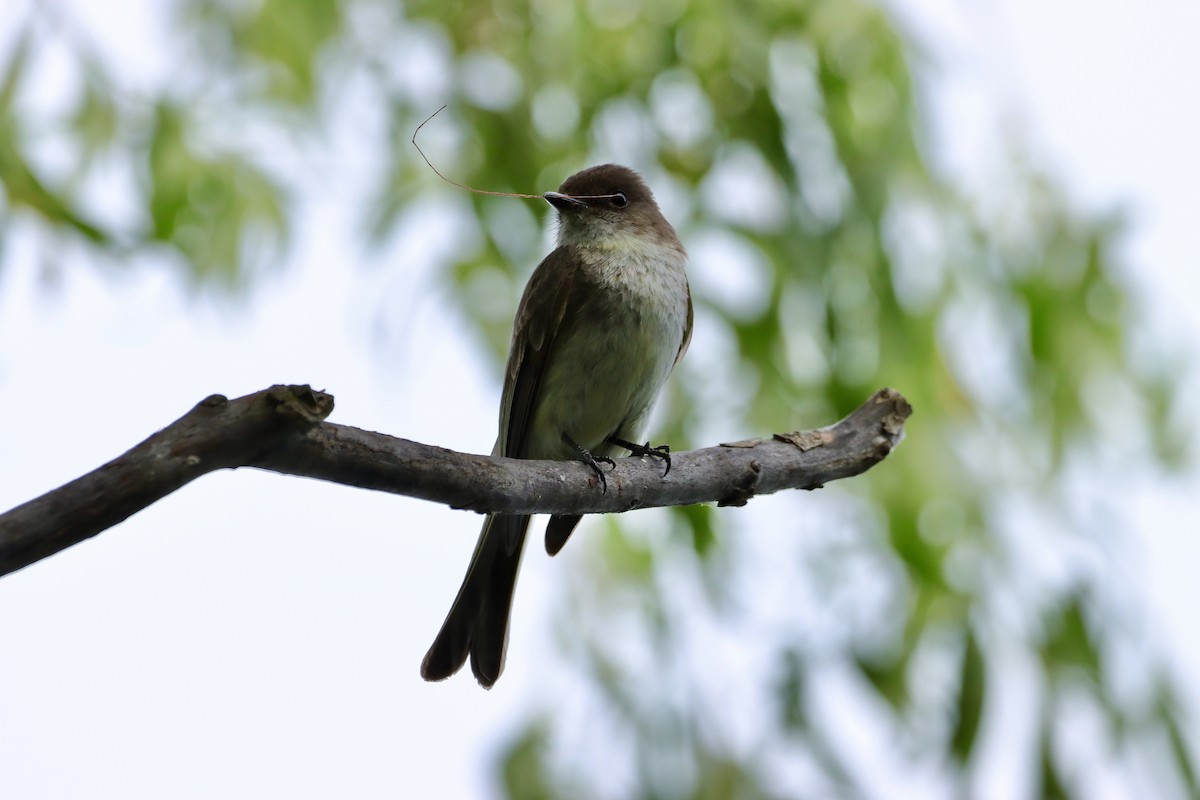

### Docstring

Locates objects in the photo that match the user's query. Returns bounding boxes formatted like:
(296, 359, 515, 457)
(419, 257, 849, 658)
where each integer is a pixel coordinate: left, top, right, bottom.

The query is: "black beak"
(543, 191, 589, 211)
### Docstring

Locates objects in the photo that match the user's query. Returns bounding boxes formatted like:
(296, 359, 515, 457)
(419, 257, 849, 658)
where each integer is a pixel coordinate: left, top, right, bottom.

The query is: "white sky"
(1, 1, 1198, 798)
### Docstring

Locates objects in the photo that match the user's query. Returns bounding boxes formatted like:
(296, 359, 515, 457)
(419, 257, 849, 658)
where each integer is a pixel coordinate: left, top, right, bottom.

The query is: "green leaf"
(950, 627, 985, 764)
(497, 721, 559, 800)
(1041, 594, 1101, 682)
(1039, 727, 1069, 800)
(146, 102, 287, 288)
(68, 77, 119, 164)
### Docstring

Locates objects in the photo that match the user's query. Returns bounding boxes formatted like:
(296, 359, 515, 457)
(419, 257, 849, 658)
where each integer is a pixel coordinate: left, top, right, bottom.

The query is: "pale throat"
(559, 225, 686, 281)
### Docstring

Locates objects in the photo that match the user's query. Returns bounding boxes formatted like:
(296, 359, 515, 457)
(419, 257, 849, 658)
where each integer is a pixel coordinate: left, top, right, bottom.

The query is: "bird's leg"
(562, 433, 616, 493)
(607, 436, 672, 477)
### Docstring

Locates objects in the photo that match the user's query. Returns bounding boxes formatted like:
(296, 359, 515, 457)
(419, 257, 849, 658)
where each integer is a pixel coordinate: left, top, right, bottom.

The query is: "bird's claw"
(608, 437, 672, 477)
(563, 434, 617, 494)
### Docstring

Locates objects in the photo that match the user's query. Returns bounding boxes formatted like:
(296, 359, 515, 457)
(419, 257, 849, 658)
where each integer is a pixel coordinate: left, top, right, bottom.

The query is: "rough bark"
(0, 384, 912, 577)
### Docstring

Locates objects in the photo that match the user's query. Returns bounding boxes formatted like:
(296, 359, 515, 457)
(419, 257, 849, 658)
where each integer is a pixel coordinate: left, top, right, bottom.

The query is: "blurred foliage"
(1, 0, 1195, 797)
(0, 2, 287, 289)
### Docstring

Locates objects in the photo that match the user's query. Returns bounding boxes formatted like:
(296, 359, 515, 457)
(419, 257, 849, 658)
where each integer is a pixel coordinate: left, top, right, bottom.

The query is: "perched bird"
(420, 164, 692, 687)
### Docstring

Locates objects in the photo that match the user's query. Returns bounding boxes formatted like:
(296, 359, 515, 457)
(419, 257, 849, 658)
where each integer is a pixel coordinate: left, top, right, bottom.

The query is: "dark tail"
(544, 514, 583, 556)
(420, 514, 530, 688)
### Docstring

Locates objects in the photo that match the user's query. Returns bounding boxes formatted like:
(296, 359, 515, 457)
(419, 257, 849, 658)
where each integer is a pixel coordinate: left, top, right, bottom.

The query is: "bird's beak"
(543, 192, 589, 211)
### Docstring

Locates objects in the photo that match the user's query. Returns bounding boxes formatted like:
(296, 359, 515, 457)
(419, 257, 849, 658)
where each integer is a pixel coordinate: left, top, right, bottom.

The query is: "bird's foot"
(562, 434, 616, 493)
(608, 436, 672, 477)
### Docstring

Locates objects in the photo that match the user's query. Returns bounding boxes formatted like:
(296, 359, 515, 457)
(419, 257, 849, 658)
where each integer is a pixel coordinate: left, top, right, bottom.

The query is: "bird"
(419, 164, 693, 687)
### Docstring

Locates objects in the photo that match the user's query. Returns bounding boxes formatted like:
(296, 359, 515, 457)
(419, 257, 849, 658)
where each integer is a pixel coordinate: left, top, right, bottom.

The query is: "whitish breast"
(526, 243, 689, 460)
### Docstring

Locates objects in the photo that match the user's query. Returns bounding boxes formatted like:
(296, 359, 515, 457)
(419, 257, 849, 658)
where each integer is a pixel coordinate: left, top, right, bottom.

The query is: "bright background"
(1, 1, 1197, 797)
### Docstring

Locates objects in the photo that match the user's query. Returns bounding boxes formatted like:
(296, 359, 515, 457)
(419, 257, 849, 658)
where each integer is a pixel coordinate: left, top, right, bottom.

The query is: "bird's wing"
(675, 283, 694, 366)
(498, 246, 581, 461)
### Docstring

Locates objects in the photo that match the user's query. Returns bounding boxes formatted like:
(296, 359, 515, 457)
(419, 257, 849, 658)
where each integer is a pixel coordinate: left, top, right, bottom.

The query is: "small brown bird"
(420, 164, 692, 687)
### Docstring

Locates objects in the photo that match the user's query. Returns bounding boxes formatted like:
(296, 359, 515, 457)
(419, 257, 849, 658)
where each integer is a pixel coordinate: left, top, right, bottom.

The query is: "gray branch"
(0, 384, 912, 577)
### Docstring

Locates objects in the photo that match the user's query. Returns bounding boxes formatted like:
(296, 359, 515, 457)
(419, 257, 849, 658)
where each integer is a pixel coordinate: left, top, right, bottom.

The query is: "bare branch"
(0, 384, 911, 577)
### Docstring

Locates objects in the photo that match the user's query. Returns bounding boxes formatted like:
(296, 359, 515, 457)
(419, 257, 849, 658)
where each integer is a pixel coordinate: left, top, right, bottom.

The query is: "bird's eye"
(610, 192, 628, 208)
